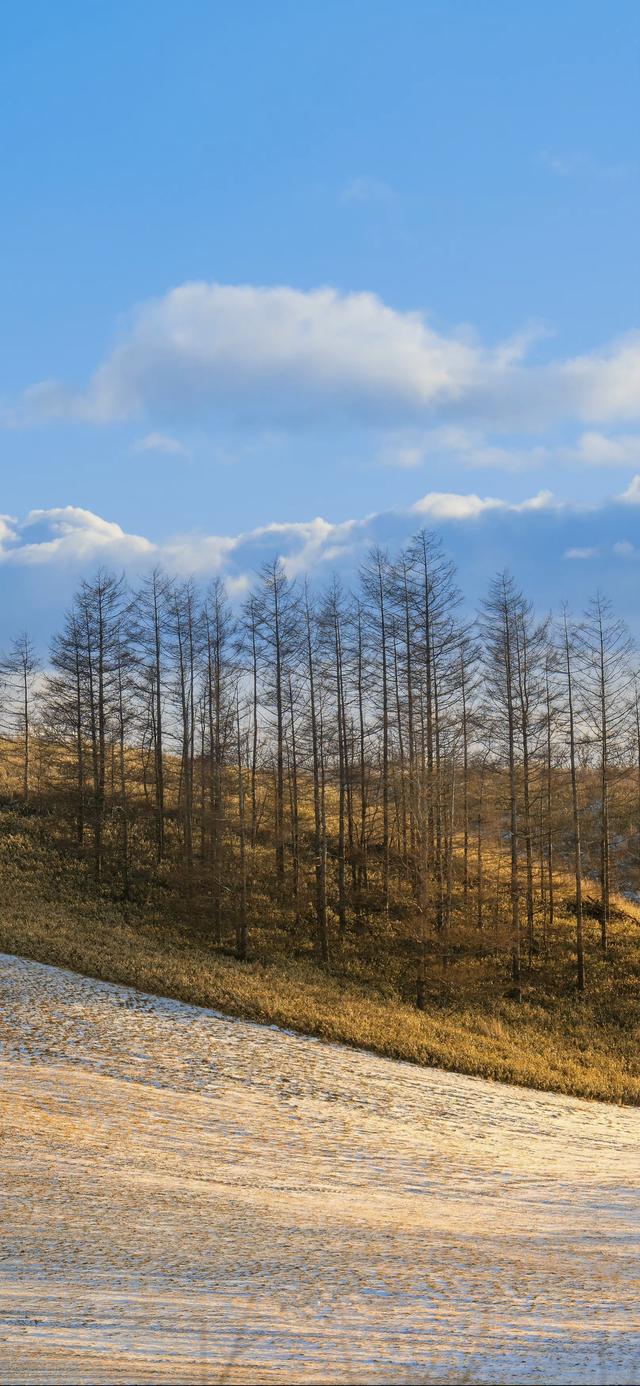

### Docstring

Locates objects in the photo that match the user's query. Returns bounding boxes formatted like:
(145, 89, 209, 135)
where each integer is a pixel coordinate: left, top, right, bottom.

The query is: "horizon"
(5, 492, 640, 656)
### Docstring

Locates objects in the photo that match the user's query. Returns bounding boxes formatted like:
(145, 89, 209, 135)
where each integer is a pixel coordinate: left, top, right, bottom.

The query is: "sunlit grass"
(1, 804, 638, 1105)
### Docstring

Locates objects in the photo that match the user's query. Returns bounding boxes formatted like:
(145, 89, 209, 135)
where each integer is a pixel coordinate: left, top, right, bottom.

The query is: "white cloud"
(144, 514, 363, 578)
(11, 281, 640, 438)
(0, 507, 154, 566)
(558, 337, 640, 425)
(225, 573, 251, 598)
(0, 488, 558, 579)
(159, 533, 238, 576)
(2, 482, 640, 634)
(248, 516, 363, 578)
(382, 426, 552, 471)
(563, 431, 640, 467)
(17, 284, 485, 426)
(411, 488, 556, 521)
(412, 491, 505, 521)
(388, 445, 426, 470)
(0, 505, 362, 580)
(467, 442, 551, 470)
(133, 432, 189, 457)
(0, 514, 18, 548)
(618, 475, 640, 504)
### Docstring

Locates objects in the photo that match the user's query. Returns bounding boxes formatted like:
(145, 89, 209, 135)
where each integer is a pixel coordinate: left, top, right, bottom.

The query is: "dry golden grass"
(1, 805, 638, 1106)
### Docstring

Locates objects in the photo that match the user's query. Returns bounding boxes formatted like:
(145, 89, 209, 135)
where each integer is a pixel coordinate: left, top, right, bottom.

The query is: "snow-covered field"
(0, 954, 638, 1385)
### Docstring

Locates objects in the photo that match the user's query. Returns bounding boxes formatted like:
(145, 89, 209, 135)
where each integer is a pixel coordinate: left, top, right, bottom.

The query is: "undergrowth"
(1, 805, 638, 1105)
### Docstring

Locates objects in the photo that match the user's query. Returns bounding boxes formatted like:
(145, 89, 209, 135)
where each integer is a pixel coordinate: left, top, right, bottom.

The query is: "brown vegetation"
(1, 803, 638, 1104)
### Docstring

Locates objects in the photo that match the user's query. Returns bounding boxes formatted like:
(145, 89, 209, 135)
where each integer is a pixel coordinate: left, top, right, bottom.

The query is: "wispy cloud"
(341, 176, 395, 204)
(619, 475, 640, 504)
(563, 431, 640, 468)
(564, 546, 599, 560)
(133, 432, 189, 458)
(381, 426, 552, 472)
(539, 150, 637, 181)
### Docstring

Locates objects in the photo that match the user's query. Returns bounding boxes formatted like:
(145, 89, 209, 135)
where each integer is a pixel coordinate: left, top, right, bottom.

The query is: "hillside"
(1, 804, 638, 1105)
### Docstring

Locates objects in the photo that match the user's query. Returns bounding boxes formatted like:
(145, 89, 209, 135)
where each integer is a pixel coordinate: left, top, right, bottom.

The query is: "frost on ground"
(0, 954, 639, 1386)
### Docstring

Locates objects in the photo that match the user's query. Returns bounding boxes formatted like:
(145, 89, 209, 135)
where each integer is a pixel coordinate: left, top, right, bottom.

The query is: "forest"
(1, 527, 639, 1030)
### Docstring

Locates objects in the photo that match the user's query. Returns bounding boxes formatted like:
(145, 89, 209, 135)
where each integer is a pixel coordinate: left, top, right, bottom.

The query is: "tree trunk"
(564, 611, 585, 991)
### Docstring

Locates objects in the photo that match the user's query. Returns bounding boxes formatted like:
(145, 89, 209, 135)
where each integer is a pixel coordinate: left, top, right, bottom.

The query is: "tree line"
(1, 531, 638, 1004)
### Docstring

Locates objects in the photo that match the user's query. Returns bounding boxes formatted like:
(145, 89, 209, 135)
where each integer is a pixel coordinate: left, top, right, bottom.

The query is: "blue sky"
(1, 0, 639, 642)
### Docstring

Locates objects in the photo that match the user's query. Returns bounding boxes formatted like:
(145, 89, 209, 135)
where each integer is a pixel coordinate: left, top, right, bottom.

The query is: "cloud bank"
(0, 479, 635, 582)
(3, 482, 640, 644)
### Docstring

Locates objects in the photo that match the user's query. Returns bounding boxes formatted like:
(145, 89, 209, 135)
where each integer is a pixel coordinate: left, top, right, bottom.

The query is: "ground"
(1, 953, 639, 1384)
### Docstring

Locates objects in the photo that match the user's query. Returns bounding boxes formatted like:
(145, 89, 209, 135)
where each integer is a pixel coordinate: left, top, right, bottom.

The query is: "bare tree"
(561, 607, 585, 991)
(235, 688, 249, 962)
(253, 561, 299, 892)
(18, 528, 640, 1026)
(47, 611, 86, 845)
(323, 578, 350, 929)
(513, 599, 548, 964)
(578, 594, 633, 954)
(202, 579, 236, 942)
(77, 571, 128, 882)
(303, 582, 329, 965)
(167, 580, 200, 890)
(135, 568, 172, 862)
(1, 632, 41, 804)
(480, 573, 523, 998)
(360, 547, 392, 915)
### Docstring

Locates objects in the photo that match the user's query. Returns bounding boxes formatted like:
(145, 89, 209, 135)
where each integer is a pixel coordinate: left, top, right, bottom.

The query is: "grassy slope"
(1, 806, 639, 1105)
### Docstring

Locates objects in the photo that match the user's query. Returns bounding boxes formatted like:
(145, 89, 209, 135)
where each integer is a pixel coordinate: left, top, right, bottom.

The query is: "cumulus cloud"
(0, 507, 154, 566)
(0, 487, 558, 579)
(0, 507, 242, 577)
(4, 486, 640, 645)
(237, 516, 363, 577)
(17, 284, 485, 426)
(411, 489, 556, 521)
(0, 506, 364, 580)
(412, 492, 506, 521)
(10, 281, 640, 439)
